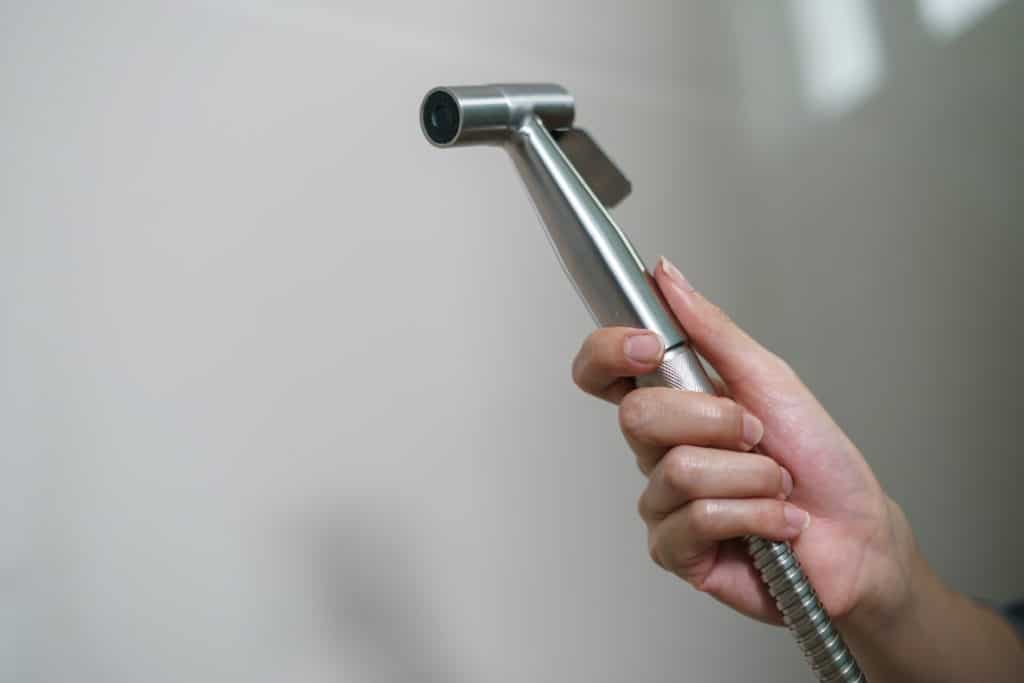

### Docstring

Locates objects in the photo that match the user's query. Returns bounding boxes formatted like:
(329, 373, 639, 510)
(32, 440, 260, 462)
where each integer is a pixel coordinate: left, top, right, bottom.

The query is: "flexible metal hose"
(748, 537, 865, 682)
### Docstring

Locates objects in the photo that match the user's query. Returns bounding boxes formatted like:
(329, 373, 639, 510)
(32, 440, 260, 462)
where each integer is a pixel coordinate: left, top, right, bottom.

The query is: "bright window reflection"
(788, 0, 884, 116)
(917, 0, 1007, 39)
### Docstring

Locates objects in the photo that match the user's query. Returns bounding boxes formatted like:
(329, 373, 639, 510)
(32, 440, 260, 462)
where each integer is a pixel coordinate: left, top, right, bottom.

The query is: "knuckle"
(636, 491, 651, 520)
(688, 500, 719, 538)
(647, 530, 667, 570)
(637, 490, 656, 521)
(618, 390, 653, 435)
(662, 447, 702, 498)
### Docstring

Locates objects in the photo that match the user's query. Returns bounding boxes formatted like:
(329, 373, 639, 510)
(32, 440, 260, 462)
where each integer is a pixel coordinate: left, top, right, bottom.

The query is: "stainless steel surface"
(421, 82, 866, 682)
(507, 116, 688, 347)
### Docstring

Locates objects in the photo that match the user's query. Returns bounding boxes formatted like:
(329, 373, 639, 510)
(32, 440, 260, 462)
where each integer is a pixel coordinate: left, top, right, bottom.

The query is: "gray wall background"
(3, 2, 1021, 681)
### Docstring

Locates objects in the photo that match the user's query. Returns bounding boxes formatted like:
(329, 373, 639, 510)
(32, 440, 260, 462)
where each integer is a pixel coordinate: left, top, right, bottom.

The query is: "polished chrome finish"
(507, 115, 688, 346)
(420, 83, 866, 683)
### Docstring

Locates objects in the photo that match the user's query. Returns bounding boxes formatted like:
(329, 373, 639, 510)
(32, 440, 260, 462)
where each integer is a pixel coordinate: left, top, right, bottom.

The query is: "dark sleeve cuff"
(997, 598, 1024, 641)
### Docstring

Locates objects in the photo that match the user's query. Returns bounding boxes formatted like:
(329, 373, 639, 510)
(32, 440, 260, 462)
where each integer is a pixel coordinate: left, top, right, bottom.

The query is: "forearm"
(841, 544, 1023, 682)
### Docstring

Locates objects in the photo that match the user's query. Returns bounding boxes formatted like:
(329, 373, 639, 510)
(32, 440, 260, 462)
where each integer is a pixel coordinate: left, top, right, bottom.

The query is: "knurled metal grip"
(638, 345, 866, 683)
(636, 344, 718, 393)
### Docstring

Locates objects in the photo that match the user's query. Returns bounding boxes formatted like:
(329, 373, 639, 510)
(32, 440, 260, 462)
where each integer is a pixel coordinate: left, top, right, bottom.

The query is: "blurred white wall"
(2, 2, 1021, 681)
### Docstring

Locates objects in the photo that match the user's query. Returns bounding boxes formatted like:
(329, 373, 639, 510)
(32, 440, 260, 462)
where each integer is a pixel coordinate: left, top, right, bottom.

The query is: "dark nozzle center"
(422, 90, 460, 145)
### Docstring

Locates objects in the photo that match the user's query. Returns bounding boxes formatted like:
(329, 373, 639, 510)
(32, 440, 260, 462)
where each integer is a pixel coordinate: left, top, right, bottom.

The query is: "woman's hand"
(572, 257, 1024, 681)
(571, 257, 915, 628)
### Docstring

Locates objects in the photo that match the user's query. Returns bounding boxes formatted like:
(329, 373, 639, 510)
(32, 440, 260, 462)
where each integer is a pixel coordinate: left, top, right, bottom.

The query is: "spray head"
(420, 83, 686, 350)
(420, 84, 575, 147)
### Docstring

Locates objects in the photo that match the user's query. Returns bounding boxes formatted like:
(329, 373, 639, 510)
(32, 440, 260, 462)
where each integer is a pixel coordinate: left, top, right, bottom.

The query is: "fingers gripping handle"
(637, 344, 867, 683)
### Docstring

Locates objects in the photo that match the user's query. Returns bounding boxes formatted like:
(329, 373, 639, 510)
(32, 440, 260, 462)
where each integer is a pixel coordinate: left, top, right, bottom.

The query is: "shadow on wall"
(303, 505, 469, 683)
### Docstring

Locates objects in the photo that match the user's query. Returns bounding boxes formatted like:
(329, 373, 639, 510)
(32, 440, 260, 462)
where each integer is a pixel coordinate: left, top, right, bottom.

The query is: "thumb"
(653, 257, 799, 395)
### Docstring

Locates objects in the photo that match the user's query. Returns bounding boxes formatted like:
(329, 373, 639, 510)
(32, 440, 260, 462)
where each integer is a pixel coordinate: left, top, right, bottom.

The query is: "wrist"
(835, 500, 1024, 682)
(838, 497, 943, 640)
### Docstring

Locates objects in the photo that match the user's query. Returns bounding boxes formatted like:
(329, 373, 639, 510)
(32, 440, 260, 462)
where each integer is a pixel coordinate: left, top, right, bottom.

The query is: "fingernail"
(783, 504, 811, 536)
(779, 467, 794, 500)
(741, 412, 764, 449)
(659, 256, 694, 292)
(624, 332, 663, 364)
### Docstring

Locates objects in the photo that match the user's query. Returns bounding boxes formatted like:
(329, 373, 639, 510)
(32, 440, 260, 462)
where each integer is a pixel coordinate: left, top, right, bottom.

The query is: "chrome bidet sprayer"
(419, 83, 865, 683)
